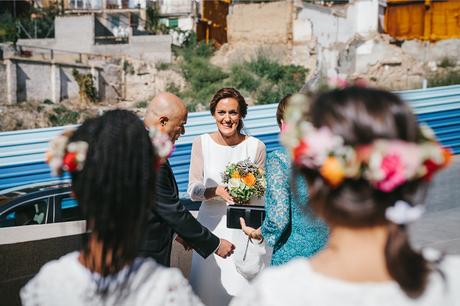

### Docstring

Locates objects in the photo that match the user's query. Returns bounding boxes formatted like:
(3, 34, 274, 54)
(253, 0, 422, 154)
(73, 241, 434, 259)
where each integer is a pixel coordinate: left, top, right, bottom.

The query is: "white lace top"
(231, 255, 460, 306)
(21, 252, 204, 306)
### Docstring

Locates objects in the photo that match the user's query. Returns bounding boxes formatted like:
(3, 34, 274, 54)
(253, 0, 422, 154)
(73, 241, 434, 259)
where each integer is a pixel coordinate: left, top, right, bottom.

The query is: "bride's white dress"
(187, 134, 270, 306)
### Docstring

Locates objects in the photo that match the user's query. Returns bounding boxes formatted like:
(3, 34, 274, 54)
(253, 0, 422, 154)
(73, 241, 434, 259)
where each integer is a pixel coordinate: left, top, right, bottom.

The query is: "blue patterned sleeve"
(260, 151, 290, 247)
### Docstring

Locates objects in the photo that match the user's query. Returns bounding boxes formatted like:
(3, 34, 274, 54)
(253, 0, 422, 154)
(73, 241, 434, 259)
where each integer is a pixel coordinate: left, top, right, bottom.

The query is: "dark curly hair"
(69, 109, 156, 297)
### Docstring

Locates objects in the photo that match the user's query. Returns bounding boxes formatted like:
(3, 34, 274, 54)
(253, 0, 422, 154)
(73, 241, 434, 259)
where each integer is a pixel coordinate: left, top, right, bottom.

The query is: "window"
(169, 18, 179, 28)
(110, 15, 120, 28)
(0, 199, 48, 228)
(58, 197, 83, 223)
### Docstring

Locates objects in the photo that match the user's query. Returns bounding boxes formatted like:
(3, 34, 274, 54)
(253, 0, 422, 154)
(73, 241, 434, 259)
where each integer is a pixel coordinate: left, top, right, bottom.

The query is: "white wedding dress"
(187, 134, 271, 306)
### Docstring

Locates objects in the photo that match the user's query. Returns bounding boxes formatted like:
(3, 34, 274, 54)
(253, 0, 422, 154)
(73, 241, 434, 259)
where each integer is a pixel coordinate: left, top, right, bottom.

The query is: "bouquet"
(222, 158, 266, 204)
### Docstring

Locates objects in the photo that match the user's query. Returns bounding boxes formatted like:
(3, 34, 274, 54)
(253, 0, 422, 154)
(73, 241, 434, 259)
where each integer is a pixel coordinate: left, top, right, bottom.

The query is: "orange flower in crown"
(320, 156, 345, 187)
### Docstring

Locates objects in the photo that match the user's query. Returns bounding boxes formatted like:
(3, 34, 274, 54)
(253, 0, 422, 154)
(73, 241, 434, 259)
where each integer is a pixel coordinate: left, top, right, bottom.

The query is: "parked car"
(0, 181, 83, 228)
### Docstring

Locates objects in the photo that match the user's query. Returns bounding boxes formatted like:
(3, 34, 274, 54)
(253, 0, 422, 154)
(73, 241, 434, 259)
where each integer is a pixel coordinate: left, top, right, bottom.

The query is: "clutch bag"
(226, 204, 265, 229)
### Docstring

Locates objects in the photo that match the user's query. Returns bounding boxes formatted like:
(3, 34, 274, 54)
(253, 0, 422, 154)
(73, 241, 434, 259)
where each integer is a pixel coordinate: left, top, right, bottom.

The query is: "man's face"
(163, 110, 187, 144)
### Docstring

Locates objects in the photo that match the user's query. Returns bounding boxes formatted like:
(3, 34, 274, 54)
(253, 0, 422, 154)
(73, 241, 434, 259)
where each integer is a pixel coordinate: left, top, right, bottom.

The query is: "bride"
(187, 88, 269, 305)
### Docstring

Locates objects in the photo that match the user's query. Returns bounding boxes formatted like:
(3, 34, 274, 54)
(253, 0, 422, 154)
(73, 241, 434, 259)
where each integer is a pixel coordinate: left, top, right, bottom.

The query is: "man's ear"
(159, 116, 169, 127)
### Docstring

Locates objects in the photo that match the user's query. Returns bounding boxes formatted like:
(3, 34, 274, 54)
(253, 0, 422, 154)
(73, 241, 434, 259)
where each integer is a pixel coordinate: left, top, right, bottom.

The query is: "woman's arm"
(187, 137, 207, 201)
(187, 136, 233, 203)
(254, 141, 267, 170)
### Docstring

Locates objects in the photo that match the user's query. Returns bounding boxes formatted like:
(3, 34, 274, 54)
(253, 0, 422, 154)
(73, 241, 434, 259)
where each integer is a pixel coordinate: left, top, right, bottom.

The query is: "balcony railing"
(66, 0, 146, 10)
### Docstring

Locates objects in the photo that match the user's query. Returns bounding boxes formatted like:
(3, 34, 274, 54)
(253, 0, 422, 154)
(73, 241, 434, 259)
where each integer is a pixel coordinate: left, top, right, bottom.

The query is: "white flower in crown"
(148, 128, 174, 159)
(420, 124, 436, 141)
(46, 134, 70, 176)
(385, 200, 425, 225)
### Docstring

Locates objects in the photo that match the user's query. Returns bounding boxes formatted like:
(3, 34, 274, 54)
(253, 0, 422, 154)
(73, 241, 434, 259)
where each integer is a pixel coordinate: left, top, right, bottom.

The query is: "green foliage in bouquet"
(222, 158, 266, 205)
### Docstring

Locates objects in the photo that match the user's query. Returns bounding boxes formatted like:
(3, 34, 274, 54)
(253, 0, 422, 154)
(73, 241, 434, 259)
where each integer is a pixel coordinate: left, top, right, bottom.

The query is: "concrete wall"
(55, 15, 95, 53)
(90, 35, 171, 62)
(16, 38, 56, 49)
(123, 35, 172, 62)
(17, 15, 172, 63)
(160, 0, 192, 15)
(227, 1, 293, 44)
(1, 58, 102, 105)
(16, 61, 52, 103)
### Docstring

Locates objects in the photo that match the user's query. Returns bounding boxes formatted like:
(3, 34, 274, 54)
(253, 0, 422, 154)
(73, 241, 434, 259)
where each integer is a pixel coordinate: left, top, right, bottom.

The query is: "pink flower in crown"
(376, 153, 406, 192)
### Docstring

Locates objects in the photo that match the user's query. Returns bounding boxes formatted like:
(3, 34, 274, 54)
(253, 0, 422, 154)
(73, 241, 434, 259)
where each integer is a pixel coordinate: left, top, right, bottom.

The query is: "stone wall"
(298, 0, 379, 77)
(216, 0, 314, 70)
(0, 63, 7, 104)
(402, 39, 460, 63)
(227, 1, 293, 45)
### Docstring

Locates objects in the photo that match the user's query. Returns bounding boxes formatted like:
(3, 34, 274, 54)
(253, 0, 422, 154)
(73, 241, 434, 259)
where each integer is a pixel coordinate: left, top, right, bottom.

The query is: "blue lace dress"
(261, 149, 329, 266)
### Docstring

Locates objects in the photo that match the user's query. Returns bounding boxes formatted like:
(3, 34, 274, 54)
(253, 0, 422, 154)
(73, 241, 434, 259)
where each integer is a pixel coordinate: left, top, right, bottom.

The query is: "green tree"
(0, 13, 17, 43)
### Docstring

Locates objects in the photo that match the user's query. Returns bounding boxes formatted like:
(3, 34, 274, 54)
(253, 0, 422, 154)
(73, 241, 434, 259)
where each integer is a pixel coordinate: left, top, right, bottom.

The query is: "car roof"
(0, 181, 72, 211)
(0, 180, 71, 196)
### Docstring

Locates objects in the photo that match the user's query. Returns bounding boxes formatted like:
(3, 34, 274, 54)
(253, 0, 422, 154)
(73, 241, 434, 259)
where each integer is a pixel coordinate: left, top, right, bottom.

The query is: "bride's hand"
(216, 185, 234, 204)
(240, 218, 263, 240)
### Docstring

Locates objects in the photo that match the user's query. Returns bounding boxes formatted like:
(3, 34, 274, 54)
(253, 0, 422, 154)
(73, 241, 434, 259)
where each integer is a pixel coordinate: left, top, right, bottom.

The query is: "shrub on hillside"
(48, 106, 79, 126)
(428, 70, 460, 87)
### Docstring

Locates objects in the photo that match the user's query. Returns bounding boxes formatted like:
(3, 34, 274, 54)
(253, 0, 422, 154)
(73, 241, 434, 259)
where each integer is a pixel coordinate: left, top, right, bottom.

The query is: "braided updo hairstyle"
(297, 86, 432, 298)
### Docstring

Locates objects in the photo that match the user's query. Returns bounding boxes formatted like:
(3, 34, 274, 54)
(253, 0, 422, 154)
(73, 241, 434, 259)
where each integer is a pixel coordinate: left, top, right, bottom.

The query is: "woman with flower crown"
(231, 86, 459, 306)
(187, 88, 270, 306)
(21, 110, 203, 306)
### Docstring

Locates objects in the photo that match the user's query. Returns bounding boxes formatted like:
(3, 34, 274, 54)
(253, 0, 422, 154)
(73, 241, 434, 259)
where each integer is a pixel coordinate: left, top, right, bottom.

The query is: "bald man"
(140, 92, 235, 266)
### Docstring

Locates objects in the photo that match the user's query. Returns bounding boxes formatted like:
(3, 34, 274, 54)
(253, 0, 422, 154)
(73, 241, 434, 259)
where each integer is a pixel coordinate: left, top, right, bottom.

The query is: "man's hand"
(215, 239, 235, 258)
(175, 235, 192, 251)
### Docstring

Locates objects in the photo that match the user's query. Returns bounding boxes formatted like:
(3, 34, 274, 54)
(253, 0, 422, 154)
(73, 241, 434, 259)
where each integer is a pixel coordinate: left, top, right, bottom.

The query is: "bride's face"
(213, 98, 241, 138)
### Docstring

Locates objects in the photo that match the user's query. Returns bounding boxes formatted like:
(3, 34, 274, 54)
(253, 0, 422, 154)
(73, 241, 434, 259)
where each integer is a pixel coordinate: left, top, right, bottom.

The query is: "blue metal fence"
(1, 85, 460, 192)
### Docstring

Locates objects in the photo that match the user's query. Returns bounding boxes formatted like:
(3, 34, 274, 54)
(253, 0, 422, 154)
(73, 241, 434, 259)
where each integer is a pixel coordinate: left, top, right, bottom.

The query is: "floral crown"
(281, 100, 452, 192)
(46, 127, 173, 176)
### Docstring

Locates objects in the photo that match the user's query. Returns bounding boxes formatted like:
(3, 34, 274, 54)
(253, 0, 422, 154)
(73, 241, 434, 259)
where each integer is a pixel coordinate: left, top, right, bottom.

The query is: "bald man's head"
(145, 92, 188, 144)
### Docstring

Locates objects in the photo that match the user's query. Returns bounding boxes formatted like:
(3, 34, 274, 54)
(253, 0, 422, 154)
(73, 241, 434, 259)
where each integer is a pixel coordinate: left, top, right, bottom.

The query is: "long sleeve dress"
(261, 149, 329, 266)
(187, 134, 269, 306)
(231, 254, 460, 306)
